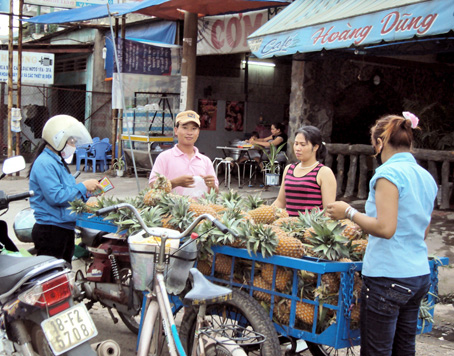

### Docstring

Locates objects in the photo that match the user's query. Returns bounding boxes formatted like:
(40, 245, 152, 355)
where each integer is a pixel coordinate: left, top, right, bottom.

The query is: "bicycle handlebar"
(95, 203, 239, 239)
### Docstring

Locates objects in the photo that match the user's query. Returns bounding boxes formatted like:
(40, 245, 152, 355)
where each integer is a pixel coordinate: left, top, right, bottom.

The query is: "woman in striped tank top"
(272, 126, 336, 216)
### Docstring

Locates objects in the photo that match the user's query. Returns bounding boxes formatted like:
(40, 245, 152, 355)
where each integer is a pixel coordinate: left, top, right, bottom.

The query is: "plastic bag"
(182, 176, 207, 198)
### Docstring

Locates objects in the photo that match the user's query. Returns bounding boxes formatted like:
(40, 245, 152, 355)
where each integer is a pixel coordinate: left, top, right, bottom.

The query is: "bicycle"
(94, 203, 266, 356)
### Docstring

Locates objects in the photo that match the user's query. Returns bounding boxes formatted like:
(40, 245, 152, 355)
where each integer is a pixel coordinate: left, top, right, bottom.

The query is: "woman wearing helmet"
(28, 115, 102, 264)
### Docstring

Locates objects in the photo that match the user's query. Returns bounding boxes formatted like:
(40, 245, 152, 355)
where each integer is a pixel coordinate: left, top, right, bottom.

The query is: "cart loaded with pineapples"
(72, 174, 449, 356)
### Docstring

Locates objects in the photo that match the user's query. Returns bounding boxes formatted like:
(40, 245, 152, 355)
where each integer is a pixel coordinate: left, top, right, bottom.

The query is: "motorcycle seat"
(0, 255, 58, 295)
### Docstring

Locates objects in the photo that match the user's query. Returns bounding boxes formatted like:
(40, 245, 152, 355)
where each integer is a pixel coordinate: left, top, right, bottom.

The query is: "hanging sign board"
(197, 8, 284, 55)
(0, 51, 54, 85)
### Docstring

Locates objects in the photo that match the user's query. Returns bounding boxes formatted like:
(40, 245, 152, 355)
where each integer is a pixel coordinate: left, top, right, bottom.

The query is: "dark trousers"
(32, 223, 75, 264)
(360, 274, 430, 356)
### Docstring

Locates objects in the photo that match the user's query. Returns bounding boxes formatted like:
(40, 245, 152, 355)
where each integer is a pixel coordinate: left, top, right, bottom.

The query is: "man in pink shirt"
(149, 110, 219, 197)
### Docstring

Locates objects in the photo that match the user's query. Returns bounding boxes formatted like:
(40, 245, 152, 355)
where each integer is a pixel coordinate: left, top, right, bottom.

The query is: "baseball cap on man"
(176, 110, 200, 126)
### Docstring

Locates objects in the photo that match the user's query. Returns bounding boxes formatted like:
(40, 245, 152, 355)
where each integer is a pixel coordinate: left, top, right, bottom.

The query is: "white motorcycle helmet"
(42, 115, 92, 151)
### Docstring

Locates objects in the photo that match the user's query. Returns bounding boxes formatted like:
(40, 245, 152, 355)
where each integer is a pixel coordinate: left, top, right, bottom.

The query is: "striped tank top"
(284, 163, 324, 216)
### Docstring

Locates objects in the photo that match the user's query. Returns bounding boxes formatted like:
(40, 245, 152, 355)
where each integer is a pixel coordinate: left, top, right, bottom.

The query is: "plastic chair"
(101, 138, 110, 143)
(75, 146, 89, 171)
(92, 137, 100, 143)
(85, 141, 110, 173)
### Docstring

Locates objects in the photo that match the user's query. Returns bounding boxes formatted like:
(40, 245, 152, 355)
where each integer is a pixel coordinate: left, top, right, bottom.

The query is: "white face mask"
(61, 144, 76, 160)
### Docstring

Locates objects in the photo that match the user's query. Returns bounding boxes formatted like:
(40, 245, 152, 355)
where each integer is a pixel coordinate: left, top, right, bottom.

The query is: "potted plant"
(257, 143, 286, 186)
(112, 157, 126, 177)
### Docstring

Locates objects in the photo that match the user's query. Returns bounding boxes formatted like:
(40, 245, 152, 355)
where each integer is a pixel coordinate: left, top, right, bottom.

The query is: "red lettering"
(242, 13, 263, 47)
(381, 11, 399, 34)
(226, 17, 242, 49)
(211, 20, 224, 49)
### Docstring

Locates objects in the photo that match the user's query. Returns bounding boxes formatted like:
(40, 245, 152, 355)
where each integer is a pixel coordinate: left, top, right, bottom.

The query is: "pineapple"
(253, 276, 273, 303)
(242, 194, 265, 211)
(188, 202, 218, 218)
(339, 219, 363, 240)
(304, 220, 351, 261)
(248, 205, 278, 225)
(152, 173, 172, 193)
(296, 301, 315, 325)
(261, 263, 292, 292)
(143, 189, 163, 206)
(163, 195, 195, 232)
(214, 254, 233, 275)
(246, 224, 279, 258)
(320, 273, 340, 294)
(269, 225, 305, 259)
(352, 239, 368, 256)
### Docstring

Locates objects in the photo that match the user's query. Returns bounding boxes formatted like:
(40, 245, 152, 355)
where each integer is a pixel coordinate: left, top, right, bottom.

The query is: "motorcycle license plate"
(41, 303, 98, 355)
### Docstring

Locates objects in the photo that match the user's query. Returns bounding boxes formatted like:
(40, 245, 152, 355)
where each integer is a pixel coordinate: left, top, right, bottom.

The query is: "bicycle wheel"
(205, 342, 247, 356)
(307, 342, 358, 355)
(179, 289, 281, 356)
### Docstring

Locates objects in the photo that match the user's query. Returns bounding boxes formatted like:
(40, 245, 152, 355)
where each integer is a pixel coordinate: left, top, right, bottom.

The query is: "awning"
(247, 0, 454, 58)
(126, 0, 290, 20)
(23, 3, 143, 24)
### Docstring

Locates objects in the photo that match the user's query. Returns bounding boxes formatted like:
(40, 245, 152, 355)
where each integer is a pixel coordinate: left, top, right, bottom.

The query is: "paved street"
(1, 165, 454, 354)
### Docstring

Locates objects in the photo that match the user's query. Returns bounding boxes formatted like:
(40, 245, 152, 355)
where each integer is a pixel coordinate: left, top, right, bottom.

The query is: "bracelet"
(344, 206, 352, 218)
(347, 207, 358, 221)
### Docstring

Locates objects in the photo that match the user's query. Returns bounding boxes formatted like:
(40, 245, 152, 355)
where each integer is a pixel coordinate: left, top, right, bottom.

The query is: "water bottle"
(166, 233, 198, 295)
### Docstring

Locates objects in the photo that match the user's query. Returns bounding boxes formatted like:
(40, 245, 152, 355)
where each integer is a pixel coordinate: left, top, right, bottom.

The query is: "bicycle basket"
(128, 228, 180, 291)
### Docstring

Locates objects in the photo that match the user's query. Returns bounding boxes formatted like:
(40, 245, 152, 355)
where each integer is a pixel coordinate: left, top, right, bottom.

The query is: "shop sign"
(248, 0, 454, 58)
(197, 8, 283, 55)
(0, 51, 54, 85)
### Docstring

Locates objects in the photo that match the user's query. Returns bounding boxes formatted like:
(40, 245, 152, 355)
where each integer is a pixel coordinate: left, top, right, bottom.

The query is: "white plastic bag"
(182, 176, 207, 198)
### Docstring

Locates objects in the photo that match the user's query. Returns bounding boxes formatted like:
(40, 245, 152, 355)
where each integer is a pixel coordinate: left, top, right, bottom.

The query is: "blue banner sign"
(248, 0, 454, 58)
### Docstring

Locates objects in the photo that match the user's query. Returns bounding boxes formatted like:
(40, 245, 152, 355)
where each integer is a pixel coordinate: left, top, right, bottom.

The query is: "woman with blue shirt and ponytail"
(327, 112, 437, 356)
(29, 115, 102, 264)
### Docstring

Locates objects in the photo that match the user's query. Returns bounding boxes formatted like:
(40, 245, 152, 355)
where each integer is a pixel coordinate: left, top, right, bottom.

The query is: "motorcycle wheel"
(117, 268, 142, 334)
(307, 342, 358, 355)
(31, 324, 54, 356)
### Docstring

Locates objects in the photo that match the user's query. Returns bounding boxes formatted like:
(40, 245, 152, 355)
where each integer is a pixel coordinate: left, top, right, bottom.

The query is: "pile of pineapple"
(70, 174, 368, 332)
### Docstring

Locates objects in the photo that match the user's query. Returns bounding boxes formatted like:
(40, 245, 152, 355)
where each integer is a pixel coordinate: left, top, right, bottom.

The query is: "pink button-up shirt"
(148, 145, 218, 197)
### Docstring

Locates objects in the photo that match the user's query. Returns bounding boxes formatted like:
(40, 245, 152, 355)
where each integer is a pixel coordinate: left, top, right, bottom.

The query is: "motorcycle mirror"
(2, 155, 26, 175)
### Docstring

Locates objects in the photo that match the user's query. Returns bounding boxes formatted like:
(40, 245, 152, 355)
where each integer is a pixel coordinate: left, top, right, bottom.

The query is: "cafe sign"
(248, 0, 454, 58)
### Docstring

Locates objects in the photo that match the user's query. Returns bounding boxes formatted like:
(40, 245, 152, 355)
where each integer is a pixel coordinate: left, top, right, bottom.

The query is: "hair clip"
(402, 111, 419, 129)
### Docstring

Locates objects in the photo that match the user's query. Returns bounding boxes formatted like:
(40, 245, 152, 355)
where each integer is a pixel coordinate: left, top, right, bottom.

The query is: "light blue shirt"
(362, 152, 437, 278)
(30, 148, 87, 230)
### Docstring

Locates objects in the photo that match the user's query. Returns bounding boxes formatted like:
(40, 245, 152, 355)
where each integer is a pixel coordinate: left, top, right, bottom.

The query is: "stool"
(215, 157, 241, 189)
(241, 159, 259, 187)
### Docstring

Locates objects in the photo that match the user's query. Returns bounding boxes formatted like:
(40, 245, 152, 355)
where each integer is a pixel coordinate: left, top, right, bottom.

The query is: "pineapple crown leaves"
(209, 216, 243, 246)
(243, 194, 265, 210)
(220, 189, 243, 206)
(307, 220, 351, 261)
(197, 188, 220, 205)
(246, 224, 278, 258)
(68, 198, 89, 214)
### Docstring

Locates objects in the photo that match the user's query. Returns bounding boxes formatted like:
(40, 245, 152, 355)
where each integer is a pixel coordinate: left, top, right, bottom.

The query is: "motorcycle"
(0, 155, 119, 356)
(13, 174, 142, 335)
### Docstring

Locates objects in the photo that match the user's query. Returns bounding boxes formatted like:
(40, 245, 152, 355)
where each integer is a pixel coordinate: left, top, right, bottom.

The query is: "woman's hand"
(172, 175, 195, 188)
(326, 201, 351, 220)
(83, 179, 103, 192)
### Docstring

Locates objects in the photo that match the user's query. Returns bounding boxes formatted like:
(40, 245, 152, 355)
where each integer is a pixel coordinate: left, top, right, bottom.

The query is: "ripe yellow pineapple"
(339, 219, 363, 240)
(272, 216, 299, 227)
(214, 254, 232, 275)
(153, 173, 172, 193)
(188, 202, 218, 218)
(268, 225, 305, 258)
(248, 205, 278, 225)
(85, 199, 99, 213)
(253, 276, 273, 303)
(143, 189, 162, 206)
(296, 301, 315, 325)
(261, 263, 292, 292)
(352, 239, 368, 256)
(321, 273, 340, 294)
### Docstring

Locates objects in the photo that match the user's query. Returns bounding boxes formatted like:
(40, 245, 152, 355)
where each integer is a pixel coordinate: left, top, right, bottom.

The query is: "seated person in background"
(249, 122, 288, 167)
(149, 110, 219, 197)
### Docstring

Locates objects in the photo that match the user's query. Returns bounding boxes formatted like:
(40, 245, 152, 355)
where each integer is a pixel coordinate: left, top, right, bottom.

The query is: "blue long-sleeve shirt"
(30, 147, 87, 230)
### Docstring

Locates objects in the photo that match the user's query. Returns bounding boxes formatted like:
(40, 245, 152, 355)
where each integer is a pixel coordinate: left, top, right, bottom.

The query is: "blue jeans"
(360, 274, 430, 356)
